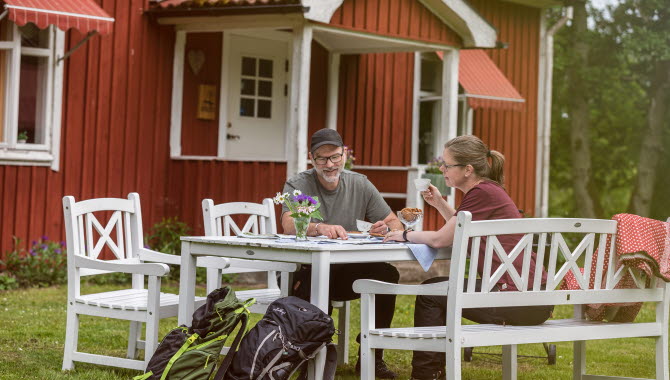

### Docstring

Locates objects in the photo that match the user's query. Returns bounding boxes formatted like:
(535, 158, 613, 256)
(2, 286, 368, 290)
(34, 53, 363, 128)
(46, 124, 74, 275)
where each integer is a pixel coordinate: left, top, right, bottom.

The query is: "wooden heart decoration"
(188, 49, 205, 76)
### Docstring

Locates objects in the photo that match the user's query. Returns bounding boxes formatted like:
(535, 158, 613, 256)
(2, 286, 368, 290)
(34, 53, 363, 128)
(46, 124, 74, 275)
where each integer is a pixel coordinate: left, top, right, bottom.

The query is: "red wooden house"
(0, 0, 563, 257)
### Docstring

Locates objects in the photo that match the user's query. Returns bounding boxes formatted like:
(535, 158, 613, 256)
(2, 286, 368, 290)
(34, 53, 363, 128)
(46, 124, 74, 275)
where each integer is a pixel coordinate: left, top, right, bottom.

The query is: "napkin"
(406, 243, 438, 272)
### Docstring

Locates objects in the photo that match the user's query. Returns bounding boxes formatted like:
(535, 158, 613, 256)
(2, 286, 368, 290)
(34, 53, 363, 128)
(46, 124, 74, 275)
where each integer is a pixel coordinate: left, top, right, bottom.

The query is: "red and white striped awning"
(3, 0, 114, 35)
(437, 50, 525, 111)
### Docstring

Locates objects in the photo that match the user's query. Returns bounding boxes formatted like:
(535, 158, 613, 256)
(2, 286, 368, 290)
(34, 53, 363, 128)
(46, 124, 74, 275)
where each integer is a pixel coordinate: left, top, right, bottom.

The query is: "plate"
(347, 231, 370, 239)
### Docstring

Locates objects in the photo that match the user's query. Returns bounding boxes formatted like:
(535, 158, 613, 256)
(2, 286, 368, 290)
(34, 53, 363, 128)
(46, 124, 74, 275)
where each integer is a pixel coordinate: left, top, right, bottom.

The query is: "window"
(0, 20, 64, 169)
(416, 52, 470, 165)
(417, 53, 443, 165)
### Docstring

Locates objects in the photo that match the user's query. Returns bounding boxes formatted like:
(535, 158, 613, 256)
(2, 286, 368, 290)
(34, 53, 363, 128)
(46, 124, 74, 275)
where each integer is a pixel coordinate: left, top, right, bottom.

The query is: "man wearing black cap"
(280, 128, 402, 378)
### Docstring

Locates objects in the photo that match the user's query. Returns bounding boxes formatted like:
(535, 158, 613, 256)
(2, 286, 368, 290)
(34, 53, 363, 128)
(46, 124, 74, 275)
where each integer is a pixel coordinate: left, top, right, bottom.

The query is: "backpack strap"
(213, 312, 248, 380)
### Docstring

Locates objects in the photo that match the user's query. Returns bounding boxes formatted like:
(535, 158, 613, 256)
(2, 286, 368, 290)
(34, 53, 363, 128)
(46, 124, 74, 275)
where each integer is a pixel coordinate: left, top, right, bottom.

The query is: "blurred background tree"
(549, 0, 669, 219)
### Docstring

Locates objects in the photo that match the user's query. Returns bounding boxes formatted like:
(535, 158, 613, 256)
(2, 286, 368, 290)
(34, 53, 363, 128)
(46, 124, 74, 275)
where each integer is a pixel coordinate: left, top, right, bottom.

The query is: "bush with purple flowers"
(273, 190, 323, 220)
(1, 236, 67, 288)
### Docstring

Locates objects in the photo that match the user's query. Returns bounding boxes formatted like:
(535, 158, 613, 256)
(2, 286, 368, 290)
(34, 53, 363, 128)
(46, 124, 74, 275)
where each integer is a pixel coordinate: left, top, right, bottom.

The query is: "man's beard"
(315, 166, 343, 184)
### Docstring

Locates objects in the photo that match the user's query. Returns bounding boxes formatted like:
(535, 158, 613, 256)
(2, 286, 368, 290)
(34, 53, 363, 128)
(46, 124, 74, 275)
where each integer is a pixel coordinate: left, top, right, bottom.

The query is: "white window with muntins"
(0, 20, 64, 169)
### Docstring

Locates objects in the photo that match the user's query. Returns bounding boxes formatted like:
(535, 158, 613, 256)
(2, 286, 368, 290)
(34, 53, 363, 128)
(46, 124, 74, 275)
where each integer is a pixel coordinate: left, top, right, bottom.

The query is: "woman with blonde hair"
(385, 135, 552, 380)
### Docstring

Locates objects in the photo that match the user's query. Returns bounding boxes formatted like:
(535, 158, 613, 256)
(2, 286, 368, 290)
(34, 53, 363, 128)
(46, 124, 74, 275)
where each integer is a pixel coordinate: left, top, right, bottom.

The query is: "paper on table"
(406, 243, 438, 272)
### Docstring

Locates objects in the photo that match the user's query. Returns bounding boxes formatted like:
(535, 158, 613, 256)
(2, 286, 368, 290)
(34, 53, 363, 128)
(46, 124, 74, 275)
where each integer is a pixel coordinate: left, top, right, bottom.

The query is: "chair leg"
(336, 302, 350, 365)
(62, 307, 79, 370)
(502, 345, 517, 380)
(656, 334, 669, 380)
(445, 342, 462, 380)
(127, 321, 142, 359)
(573, 341, 586, 380)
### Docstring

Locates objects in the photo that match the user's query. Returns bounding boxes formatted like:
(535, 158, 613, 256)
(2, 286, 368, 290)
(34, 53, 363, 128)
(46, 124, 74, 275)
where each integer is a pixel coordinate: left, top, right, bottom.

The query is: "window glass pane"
(19, 24, 49, 48)
(418, 101, 438, 164)
(241, 79, 255, 95)
(240, 97, 255, 117)
(0, 18, 12, 41)
(0, 50, 7, 143)
(420, 58, 441, 94)
(258, 80, 272, 97)
(241, 57, 256, 76)
(257, 99, 271, 119)
(19, 55, 48, 144)
(258, 59, 273, 78)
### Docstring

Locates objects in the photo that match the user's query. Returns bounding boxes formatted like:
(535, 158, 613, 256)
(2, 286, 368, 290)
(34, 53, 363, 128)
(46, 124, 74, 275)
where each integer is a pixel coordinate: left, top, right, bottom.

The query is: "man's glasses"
(441, 163, 466, 170)
(314, 153, 344, 165)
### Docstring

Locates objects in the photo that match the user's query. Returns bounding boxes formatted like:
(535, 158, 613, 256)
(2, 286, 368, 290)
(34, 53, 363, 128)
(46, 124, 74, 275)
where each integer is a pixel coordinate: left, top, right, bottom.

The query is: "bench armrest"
(353, 279, 449, 296)
(75, 256, 169, 276)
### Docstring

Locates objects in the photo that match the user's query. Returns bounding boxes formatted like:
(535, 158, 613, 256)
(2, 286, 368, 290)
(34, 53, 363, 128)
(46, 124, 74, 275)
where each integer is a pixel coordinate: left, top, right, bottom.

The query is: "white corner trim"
(170, 30, 186, 158)
(418, 0, 497, 48)
(50, 29, 65, 171)
(302, 0, 345, 23)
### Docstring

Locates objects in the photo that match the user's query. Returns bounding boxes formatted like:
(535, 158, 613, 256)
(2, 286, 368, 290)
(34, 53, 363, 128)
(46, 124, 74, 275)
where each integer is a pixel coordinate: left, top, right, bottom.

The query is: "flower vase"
(293, 216, 310, 241)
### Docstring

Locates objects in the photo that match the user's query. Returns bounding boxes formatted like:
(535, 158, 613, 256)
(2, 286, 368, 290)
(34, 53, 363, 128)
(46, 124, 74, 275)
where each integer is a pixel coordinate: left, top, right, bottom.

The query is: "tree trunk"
(567, 0, 603, 218)
(628, 59, 670, 216)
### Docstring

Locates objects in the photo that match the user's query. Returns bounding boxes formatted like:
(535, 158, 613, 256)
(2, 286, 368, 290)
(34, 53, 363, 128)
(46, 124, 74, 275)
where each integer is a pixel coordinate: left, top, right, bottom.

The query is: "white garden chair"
(202, 198, 351, 363)
(61, 193, 223, 371)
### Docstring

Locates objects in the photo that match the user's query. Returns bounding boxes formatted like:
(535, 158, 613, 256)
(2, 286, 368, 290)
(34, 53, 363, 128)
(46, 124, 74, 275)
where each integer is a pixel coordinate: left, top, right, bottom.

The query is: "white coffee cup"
(414, 178, 431, 192)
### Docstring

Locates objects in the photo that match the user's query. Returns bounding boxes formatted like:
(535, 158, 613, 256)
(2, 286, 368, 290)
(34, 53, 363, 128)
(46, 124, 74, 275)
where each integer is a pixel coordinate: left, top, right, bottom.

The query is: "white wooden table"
(178, 236, 451, 379)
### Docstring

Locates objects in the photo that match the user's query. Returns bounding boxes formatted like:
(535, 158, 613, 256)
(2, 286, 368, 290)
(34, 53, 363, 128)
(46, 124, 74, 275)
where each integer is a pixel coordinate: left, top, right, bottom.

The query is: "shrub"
(1, 237, 67, 288)
(0, 273, 18, 290)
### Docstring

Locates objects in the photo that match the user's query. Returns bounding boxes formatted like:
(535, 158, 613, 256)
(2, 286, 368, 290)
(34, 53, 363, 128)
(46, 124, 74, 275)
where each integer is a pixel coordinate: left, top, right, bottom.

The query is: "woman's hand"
(383, 229, 405, 243)
(421, 184, 445, 208)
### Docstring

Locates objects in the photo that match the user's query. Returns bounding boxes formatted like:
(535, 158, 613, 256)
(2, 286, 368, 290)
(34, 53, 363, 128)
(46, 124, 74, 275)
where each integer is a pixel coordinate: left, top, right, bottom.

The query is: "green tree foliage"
(550, 0, 668, 219)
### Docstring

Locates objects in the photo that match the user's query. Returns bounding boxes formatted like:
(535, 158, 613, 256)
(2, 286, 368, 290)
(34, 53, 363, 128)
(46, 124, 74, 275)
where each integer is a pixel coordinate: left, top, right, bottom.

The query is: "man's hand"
(370, 220, 390, 235)
(317, 223, 348, 240)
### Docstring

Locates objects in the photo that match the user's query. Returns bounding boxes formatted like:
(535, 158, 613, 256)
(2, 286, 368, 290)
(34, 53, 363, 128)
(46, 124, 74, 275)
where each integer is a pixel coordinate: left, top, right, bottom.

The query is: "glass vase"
(293, 216, 310, 241)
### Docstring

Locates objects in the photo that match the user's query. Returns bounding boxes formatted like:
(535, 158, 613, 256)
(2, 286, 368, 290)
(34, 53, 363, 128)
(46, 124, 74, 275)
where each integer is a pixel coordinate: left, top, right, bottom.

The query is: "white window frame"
(169, 26, 293, 161)
(0, 23, 64, 170)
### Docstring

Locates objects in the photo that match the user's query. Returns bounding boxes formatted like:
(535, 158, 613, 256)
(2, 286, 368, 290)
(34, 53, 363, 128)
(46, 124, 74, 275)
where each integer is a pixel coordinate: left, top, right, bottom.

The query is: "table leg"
(308, 250, 331, 380)
(178, 241, 196, 325)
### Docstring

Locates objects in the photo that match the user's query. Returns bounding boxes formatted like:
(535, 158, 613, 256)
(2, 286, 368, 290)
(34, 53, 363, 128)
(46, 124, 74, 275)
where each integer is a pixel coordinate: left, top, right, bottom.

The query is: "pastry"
(400, 207, 423, 222)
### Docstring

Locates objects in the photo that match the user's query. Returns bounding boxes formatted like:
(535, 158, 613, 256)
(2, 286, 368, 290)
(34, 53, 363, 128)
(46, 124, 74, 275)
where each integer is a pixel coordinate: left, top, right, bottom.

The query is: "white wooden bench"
(353, 212, 670, 380)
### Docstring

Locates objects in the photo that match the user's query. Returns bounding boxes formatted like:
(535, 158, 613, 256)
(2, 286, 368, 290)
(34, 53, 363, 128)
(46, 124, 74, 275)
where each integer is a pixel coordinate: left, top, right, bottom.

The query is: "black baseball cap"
(310, 128, 344, 153)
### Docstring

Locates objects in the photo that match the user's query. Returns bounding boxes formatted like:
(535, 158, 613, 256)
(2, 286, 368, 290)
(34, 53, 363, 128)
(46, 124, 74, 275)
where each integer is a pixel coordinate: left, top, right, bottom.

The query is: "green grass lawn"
(0, 284, 665, 379)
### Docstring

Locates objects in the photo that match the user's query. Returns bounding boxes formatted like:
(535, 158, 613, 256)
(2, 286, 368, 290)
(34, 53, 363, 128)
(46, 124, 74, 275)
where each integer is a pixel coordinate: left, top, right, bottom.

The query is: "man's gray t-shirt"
(281, 169, 392, 231)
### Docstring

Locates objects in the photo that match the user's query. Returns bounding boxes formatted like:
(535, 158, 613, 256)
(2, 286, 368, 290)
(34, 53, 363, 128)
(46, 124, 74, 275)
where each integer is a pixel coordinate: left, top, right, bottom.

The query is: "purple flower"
(55, 249, 62, 254)
(60, 241, 66, 247)
(293, 194, 317, 205)
(29, 250, 36, 256)
(31, 240, 37, 246)
(41, 235, 49, 241)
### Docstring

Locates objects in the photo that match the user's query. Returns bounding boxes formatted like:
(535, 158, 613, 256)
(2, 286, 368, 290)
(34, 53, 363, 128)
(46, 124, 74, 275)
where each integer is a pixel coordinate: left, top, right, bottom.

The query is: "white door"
(226, 34, 288, 161)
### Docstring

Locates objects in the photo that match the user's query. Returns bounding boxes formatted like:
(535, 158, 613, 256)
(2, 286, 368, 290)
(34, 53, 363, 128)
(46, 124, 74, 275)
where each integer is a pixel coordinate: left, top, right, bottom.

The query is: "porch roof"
(151, 0, 497, 49)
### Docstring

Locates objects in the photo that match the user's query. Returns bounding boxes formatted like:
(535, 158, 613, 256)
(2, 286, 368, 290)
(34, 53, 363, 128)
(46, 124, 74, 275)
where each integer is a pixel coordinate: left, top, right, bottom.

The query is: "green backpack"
(134, 287, 254, 380)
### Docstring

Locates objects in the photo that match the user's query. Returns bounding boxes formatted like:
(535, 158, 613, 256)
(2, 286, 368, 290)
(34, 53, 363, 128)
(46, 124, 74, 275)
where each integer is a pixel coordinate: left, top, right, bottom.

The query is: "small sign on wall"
(197, 84, 217, 120)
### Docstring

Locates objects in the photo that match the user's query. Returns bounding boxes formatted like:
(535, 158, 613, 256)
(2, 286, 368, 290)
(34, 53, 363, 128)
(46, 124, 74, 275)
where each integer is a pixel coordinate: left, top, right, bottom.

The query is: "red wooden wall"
(469, 0, 541, 217)
(0, 0, 543, 258)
